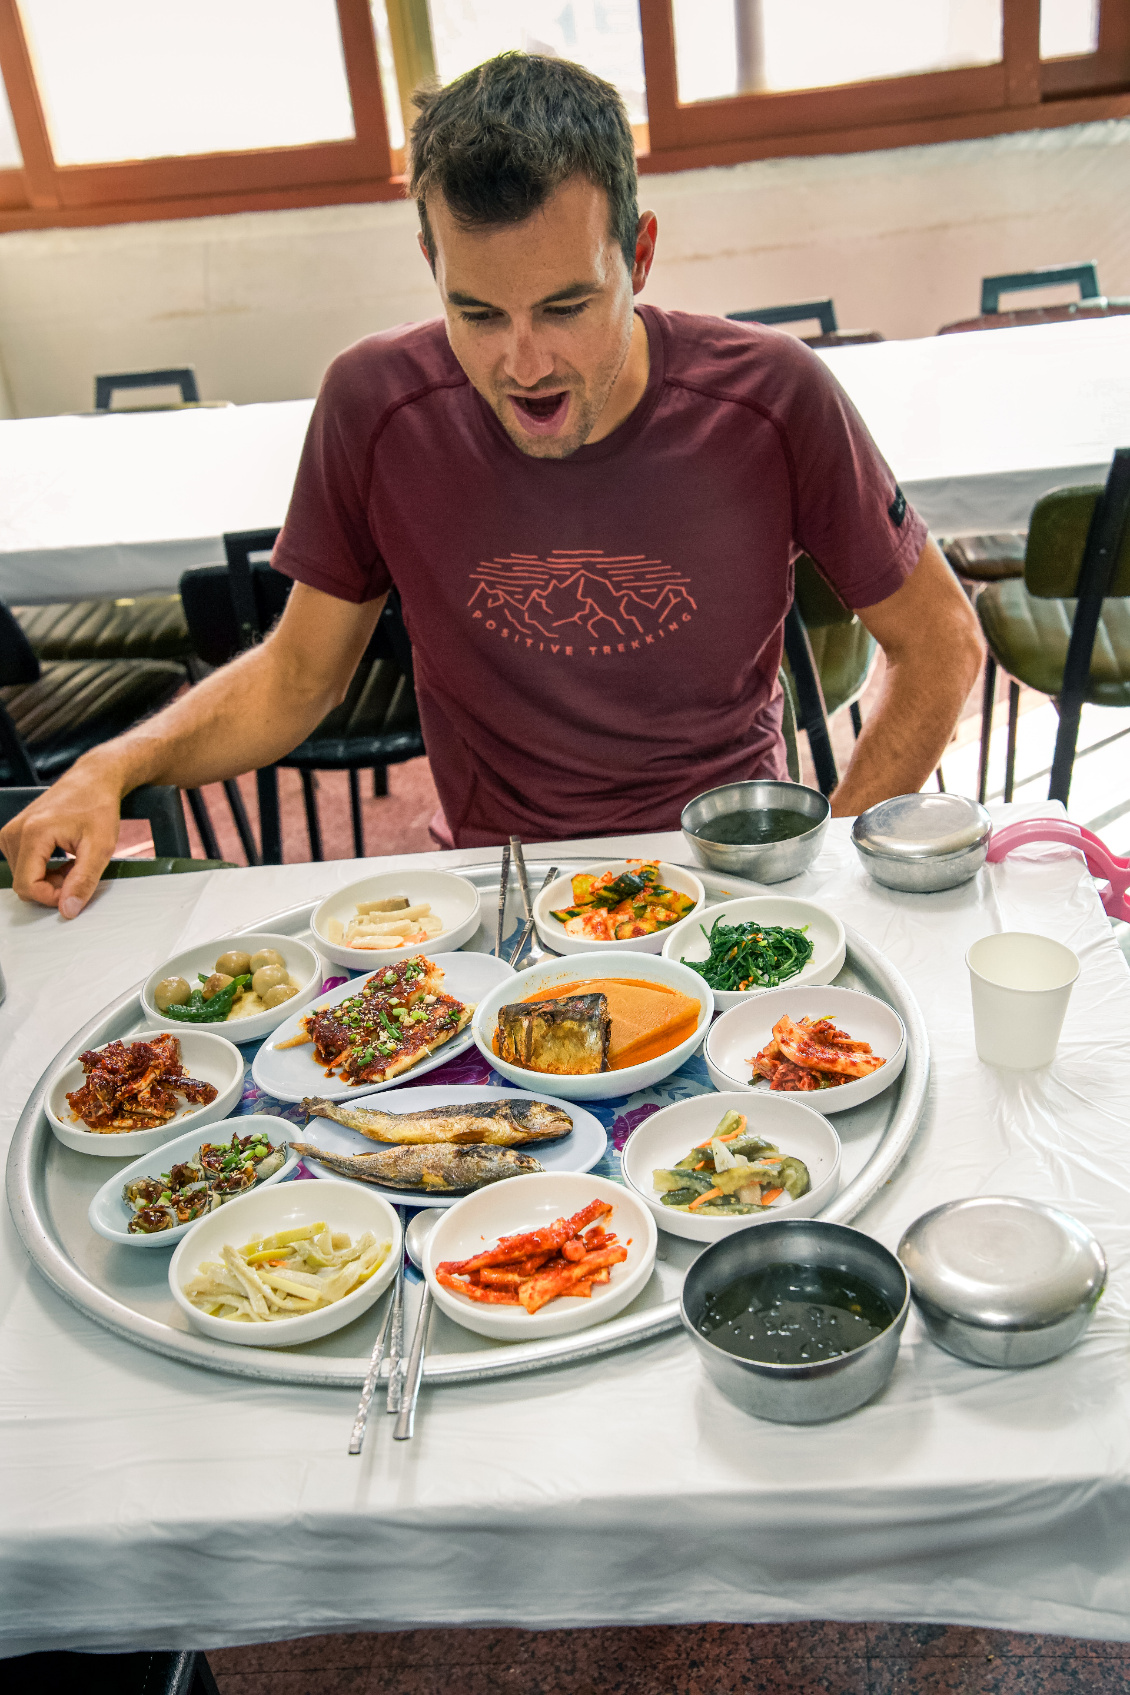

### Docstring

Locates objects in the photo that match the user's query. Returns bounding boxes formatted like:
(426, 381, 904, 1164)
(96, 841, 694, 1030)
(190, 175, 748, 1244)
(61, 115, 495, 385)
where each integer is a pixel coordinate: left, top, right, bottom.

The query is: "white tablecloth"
(1, 316, 1128, 603)
(3, 814, 1130, 1655)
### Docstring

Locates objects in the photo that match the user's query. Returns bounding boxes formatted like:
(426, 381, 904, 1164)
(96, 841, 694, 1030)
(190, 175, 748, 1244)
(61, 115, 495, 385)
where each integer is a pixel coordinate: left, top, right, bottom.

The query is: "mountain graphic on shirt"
(467, 551, 697, 645)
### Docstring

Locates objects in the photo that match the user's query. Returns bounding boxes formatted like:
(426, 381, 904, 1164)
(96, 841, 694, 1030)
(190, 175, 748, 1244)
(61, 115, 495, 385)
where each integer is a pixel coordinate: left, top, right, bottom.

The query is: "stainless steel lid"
(898, 1197, 1106, 1330)
(852, 794, 991, 862)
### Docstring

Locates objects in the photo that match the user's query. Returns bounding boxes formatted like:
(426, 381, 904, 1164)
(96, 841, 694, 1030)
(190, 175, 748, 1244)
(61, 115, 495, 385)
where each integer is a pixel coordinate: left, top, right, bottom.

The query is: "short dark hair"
(409, 52, 639, 272)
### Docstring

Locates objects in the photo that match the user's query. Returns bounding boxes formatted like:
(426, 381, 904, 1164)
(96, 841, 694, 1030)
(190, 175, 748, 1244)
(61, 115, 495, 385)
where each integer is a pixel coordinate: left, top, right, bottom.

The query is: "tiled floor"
(207, 1621, 1130, 1694)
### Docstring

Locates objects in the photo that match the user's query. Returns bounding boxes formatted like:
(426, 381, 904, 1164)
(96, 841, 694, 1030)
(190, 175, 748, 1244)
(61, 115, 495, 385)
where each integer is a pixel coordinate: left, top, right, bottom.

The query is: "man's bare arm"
(0, 582, 386, 916)
(829, 538, 983, 817)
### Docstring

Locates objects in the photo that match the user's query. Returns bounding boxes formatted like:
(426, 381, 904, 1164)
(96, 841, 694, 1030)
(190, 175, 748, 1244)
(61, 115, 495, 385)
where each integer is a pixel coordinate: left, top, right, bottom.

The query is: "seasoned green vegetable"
(652, 1109, 811, 1215)
(164, 973, 251, 1023)
(683, 917, 814, 992)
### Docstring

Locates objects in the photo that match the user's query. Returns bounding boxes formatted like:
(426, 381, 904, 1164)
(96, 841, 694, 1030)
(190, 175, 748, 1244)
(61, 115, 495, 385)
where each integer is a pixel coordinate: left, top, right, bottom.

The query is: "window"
(0, 0, 1126, 231)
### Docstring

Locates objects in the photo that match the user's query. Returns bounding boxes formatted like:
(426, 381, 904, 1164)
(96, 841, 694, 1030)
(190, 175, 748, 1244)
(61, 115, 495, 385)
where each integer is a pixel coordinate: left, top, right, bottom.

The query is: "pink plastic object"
(987, 818, 1130, 922)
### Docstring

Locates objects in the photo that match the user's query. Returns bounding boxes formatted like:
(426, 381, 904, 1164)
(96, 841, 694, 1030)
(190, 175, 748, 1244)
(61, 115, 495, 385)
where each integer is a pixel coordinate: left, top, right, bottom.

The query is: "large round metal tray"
(6, 863, 929, 1387)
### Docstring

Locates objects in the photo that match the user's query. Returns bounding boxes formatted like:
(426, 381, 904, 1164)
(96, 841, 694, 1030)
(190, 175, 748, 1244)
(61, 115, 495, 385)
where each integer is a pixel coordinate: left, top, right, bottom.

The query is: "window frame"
(0, 0, 1126, 231)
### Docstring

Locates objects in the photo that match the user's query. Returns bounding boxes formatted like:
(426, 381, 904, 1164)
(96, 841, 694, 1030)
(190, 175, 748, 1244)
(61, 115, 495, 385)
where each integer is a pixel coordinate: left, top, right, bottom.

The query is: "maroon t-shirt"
(273, 304, 926, 847)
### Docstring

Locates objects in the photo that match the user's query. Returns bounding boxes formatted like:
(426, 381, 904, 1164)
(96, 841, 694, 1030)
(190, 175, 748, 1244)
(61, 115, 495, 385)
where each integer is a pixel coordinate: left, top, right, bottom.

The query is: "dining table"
(2, 807, 1130, 1657)
(0, 314, 1128, 604)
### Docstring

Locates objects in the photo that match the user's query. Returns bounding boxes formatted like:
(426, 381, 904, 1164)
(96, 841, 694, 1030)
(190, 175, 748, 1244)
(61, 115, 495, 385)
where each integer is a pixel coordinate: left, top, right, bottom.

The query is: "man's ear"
(417, 229, 436, 273)
(632, 211, 658, 295)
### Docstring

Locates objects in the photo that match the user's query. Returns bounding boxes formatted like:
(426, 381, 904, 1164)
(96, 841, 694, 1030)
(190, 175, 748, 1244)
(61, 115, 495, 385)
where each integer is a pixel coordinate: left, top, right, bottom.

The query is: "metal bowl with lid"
(898, 1196, 1106, 1368)
(852, 793, 991, 893)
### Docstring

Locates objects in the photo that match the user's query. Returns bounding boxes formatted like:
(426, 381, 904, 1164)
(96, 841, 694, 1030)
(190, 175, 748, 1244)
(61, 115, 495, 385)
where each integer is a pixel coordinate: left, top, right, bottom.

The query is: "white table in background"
(1, 316, 1128, 604)
(2, 814, 1130, 1655)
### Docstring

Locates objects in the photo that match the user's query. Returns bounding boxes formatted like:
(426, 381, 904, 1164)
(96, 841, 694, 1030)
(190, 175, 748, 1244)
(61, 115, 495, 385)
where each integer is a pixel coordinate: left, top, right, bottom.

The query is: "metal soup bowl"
(680, 1219, 909, 1423)
(681, 781, 829, 884)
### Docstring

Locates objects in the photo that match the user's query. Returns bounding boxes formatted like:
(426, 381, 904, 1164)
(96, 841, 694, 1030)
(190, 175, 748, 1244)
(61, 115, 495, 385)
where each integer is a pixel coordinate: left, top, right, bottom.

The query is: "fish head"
(513, 1151, 544, 1174)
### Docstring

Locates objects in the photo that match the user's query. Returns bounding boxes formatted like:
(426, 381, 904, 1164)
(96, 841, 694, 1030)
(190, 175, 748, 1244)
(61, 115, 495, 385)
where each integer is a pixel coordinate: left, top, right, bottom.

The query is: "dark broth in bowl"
(695, 809, 816, 846)
(698, 1262, 893, 1365)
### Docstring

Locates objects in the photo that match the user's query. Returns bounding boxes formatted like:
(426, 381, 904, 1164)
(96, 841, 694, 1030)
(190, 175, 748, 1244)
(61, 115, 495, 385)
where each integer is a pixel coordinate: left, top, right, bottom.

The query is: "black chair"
(94, 368, 200, 410)
(0, 783, 232, 886)
(179, 529, 426, 864)
(4, 1647, 220, 1695)
(939, 262, 1130, 334)
(0, 601, 185, 787)
(727, 299, 883, 348)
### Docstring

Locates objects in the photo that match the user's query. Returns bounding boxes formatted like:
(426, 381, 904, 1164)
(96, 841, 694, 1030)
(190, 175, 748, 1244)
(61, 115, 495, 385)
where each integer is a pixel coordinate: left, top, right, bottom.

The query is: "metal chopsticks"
(384, 1207, 407, 1415)
(348, 1254, 399, 1455)
(393, 1286, 433, 1440)
(495, 841, 511, 958)
(508, 866, 559, 967)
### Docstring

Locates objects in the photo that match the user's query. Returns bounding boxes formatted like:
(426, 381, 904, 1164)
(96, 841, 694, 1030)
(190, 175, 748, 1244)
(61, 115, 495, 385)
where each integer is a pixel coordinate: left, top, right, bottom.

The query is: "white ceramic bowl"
(141, 932, 323, 1045)
(169, 1178, 402, 1348)
(705, 985, 907, 1113)
(533, 859, 705, 957)
(472, 952, 714, 1102)
(660, 896, 847, 1010)
(423, 1171, 657, 1341)
(88, 1114, 301, 1249)
(312, 870, 481, 970)
(47, 1028, 246, 1157)
(252, 951, 515, 1104)
(619, 1091, 841, 1242)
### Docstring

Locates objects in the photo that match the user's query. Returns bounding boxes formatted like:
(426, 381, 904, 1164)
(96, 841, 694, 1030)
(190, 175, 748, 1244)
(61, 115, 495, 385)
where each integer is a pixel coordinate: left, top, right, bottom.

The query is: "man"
(2, 53, 981, 918)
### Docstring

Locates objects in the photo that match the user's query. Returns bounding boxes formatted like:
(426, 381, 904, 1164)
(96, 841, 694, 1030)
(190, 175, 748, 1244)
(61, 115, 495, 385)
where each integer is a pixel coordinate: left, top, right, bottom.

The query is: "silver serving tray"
(6, 863, 929, 1387)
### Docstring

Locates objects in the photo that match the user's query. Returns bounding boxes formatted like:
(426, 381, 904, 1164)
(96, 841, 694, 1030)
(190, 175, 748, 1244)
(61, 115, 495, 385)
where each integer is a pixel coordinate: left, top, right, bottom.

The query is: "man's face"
(425, 176, 648, 459)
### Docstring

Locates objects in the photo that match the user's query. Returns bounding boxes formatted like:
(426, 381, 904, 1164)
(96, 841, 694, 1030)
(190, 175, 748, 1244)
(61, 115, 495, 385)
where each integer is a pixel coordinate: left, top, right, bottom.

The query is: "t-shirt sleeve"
(770, 335, 927, 611)
(271, 349, 392, 605)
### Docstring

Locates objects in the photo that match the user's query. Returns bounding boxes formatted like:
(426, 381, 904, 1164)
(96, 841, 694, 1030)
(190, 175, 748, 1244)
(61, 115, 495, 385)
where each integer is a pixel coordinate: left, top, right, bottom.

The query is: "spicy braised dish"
(66, 1034, 218, 1132)
(652, 1109, 811, 1215)
(153, 947, 300, 1024)
(752, 1014, 885, 1092)
(183, 1222, 390, 1323)
(549, 860, 695, 942)
(276, 955, 471, 1086)
(123, 1131, 287, 1234)
(494, 979, 701, 1075)
(684, 918, 814, 992)
(436, 1199, 627, 1313)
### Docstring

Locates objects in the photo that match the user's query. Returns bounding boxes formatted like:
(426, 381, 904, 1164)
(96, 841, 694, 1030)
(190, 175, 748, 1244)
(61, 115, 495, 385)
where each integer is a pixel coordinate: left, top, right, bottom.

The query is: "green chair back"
(1025, 485, 1130, 598)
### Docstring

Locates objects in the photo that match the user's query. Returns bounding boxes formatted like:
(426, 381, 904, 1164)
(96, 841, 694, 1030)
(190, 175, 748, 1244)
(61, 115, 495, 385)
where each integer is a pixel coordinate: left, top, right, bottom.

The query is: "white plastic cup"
(966, 932, 1080, 1069)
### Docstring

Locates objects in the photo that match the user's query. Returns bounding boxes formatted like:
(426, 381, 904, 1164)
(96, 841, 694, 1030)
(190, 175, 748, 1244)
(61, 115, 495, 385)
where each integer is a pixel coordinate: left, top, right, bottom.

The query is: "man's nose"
(502, 325, 556, 390)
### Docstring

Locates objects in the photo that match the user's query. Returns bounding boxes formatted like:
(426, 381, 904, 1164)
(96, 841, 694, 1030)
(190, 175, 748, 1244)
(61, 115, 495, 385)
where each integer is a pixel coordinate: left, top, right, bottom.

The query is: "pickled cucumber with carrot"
(651, 1110, 810, 1215)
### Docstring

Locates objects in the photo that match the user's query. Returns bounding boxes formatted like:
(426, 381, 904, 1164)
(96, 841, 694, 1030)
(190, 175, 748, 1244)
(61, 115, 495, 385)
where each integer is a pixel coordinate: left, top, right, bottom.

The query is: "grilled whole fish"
(299, 1095, 573, 1146)
(290, 1140, 543, 1192)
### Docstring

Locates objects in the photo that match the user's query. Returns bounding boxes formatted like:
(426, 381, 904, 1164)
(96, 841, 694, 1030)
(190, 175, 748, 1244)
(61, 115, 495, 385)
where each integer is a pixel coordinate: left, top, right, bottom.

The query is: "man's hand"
(1, 582, 384, 916)
(0, 762, 125, 917)
(830, 538, 983, 817)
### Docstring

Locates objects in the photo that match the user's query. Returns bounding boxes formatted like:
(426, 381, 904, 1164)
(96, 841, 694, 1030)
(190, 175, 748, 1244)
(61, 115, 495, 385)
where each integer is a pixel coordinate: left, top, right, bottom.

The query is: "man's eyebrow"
(446, 281, 600, 310)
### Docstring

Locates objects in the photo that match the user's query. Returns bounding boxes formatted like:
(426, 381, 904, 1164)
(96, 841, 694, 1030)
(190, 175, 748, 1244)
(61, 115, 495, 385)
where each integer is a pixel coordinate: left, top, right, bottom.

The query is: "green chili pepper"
(165, 973, 252, 1023)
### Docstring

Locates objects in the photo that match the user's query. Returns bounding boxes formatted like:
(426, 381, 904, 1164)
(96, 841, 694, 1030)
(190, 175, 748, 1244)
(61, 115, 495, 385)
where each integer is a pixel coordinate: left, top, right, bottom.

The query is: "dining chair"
(941, 533, 1027, 587)
(94, 367, 200, 410)
(4, 1646, 221, 1695)
(938, 262, 1130, 335)
(781, 555, 877, 795)
(727, 299, 883, 348)
(179, 530, 426, 865)
(975, 448, 1130, 805)
(0, 782, 232, 886)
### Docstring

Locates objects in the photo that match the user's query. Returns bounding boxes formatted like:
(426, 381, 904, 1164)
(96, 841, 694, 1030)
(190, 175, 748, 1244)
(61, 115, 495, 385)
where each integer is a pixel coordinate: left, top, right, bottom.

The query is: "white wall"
(0, 117, 1127, 419)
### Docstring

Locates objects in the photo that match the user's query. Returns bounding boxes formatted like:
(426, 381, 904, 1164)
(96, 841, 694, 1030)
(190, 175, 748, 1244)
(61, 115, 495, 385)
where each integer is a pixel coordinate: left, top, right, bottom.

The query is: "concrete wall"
(0, 116, 1127, 419)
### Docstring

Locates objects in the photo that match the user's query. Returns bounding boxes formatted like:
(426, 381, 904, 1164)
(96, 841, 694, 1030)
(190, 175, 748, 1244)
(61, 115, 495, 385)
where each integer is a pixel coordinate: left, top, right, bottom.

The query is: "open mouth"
(508, 391, 570, 436)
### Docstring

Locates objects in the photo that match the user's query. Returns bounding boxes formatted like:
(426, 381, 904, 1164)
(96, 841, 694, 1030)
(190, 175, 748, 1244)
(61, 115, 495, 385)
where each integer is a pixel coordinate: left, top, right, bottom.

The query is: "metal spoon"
(394, 1209, 444, 1441)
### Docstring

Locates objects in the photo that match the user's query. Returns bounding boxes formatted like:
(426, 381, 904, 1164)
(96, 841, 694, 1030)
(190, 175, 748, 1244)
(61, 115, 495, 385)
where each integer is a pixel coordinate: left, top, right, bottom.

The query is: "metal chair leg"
(222, 779, 260, 866)
(977, 654, 997, 804)
(256, 766, 283, 864)
(350, 769, 365, 858)
(849, 701, 863, 738)
(300, 770, 323, 862)
(372, 765, 388, 797)
(1003, 681, 1021, 803)
(184, 789, 222, 861)
(783, 603, 838, 796)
